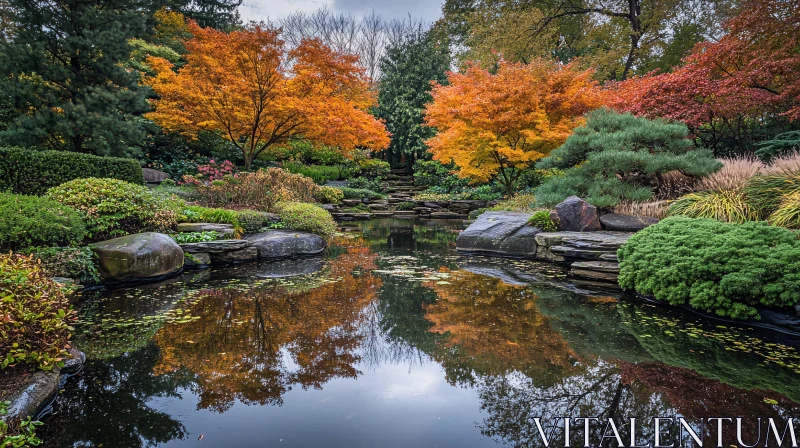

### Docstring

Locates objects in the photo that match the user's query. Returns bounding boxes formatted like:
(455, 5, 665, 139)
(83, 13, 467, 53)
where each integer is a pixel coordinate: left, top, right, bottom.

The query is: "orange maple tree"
(424, 59, 604, 195)
(145, 22, 389, 169)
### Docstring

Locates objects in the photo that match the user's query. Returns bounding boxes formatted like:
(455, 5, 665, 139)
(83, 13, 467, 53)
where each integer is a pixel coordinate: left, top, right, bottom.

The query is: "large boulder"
(456, 211, 540, 258)
(91, 232, 184, 281)
(550, 196, 602, 232)
(599, 213, 659, 232)
(245, 230, 327, 259)
(142, 168, 169, 184)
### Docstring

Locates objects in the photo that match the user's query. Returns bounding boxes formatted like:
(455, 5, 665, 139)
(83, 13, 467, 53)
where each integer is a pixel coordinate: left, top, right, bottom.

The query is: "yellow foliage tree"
(424, 59, 603, 195)
(144, 21, 389, 170)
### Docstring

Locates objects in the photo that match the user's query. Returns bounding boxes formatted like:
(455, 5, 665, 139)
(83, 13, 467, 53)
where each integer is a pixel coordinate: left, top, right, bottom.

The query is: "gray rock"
(430, 212, 464, 219)
(600, 213, 659, 232)
(179, 240, 252, 253)
(142, 167, 169, 184)
(245, 230, 326, 259)
(185, 252, 211, 267)
(551, 196, 602, 231)
(423, 202, 444, 209)
(535, 231, 632, 262)
(456, 211, 540, 258)
(570, 261, 621, 282)
(176, 223, 236, 237)
(61, 348, 86, 375)
(341, 199, 363, 206)
(4, 370, 60, 421)
(210, 246, 258, 263)
(91, 232, 184, 281)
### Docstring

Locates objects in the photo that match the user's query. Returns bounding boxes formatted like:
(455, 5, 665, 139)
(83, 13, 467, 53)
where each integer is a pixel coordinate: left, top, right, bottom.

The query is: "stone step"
(570, 261, 620, 282)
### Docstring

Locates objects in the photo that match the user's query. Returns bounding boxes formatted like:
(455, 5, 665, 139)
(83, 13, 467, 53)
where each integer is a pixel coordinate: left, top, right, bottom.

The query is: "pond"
(41, 218, 800, 448)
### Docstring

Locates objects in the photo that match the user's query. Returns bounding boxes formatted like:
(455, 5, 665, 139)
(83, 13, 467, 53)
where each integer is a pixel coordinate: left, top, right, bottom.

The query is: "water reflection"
(41, 219, 800, 448)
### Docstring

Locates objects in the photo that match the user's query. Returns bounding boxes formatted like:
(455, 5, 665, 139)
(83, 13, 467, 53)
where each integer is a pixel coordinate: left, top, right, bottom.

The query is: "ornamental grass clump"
(743, 172, 800, 215)
(694, 156, 764, 192)
(528, 210, 556, 231)
(1, 253, 75, 370)
(46, 178, 177, 240)
(618, 217, 800, 320)
(667, 190, 759, 224)
(768, 192, 800, 229)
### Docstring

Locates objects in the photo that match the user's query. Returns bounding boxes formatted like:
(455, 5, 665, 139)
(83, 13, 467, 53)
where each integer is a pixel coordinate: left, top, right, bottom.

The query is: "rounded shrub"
(1, 253, 75, 370)
(315, 186, 344, 204)
(276, 202, 337, 238)
(528, 210, 557, 231)
(46, 178, 177, 240)
(0, 193, 86, 250)
(618, 217, 800, 320)
(236, 210, 267, 233)
(667, 190, 759, 224)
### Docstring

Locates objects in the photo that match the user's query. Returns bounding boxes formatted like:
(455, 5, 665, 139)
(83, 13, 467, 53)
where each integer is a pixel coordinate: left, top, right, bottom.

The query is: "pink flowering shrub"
(181, 159, 236, 186)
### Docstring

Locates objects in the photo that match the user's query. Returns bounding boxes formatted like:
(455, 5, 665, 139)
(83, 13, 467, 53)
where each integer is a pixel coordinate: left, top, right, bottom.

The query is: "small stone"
(599, 213, 659, 232)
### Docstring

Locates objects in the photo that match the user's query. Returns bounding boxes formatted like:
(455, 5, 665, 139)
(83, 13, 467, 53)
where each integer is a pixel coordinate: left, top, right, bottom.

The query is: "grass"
(668, 190, 758, 224)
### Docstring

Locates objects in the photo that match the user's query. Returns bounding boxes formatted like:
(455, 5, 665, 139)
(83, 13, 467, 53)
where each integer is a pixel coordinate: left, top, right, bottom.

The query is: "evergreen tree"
(168, 0, 241, 30)
(374, 28, 450, 171)
(0, 0, 151, 156)
(535, 109, 722, 207)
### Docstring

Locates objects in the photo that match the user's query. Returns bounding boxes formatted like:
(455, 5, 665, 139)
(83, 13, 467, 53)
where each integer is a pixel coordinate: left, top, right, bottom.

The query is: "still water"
(41, 219, 800, 447)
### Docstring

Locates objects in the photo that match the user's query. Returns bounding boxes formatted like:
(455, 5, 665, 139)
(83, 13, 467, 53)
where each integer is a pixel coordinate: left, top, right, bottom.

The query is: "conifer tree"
(0, 0, 151, 156)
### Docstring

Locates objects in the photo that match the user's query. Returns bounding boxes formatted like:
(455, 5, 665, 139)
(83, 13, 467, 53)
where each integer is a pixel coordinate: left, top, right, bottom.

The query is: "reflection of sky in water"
(40, 219, 800, 448)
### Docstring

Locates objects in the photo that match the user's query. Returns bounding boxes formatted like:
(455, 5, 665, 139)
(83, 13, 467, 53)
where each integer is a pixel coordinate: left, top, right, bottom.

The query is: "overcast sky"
(239, 0, 445, 24)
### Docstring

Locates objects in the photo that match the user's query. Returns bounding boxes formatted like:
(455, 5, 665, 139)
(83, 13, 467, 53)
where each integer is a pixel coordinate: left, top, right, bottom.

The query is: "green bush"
(396, 201, 416, 211)
(338, 187, 384, 200)
(535, 109, 722, 207)
(29, 246, 100, 285)
(276, 202, 337, 238)
(0, 253, 75, 370)
(0, 146, 144, 195)
(618, 217, 800, 320)
(0, 193, 86, 250)
(180, 205, 243, 236)
(236, 210, 267, 233)
(284, 162, 344, 184)
(347, 176, 385, 192)
(46, 178, 177, 240)
(528, 211, 557, 231)
(667, 190, 759, 224)
(315, 186, 344, 204)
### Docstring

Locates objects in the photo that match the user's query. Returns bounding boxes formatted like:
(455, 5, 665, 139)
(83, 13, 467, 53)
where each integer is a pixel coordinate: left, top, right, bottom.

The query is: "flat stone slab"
(535, 231, 633, 250)
(176, 223, 235, 237)
(210, 246, 258, 263)
(456, 211, 540, 258)
(179, 240, 252, 253)
(91, 232, 184, 281)
(245, 230, 326, 259)
(570, 261, 621, 282)
(430, 212, 465, 219)
(600, 213, 659, 232)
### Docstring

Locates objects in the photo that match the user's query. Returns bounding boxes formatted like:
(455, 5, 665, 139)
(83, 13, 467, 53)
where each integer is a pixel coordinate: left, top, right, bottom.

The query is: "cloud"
(239, 0, 443, 23)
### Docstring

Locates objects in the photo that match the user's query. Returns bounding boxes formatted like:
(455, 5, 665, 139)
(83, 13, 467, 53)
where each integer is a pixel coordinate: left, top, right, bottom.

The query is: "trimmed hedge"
(618, 217, 800, 320)
(0, 147, 144, 195)
(0, 193, 87, 250)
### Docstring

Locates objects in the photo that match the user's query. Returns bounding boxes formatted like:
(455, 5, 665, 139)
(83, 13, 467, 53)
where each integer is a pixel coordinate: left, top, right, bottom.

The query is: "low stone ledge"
(176, 223, 236, 237)
(179, 240, 252, 253)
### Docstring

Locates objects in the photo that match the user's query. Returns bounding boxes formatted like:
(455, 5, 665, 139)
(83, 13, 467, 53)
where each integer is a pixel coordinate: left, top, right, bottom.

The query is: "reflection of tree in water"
(150, 244, 381, 412)
(40, 344, 191, 448)
(423, 269, 580, 386)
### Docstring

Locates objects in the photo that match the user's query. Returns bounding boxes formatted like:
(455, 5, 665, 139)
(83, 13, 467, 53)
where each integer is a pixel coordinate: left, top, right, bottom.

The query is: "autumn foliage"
(145, 22, 389, 169)
(608, 0, 800, 153)
(423, 59, 603, 195)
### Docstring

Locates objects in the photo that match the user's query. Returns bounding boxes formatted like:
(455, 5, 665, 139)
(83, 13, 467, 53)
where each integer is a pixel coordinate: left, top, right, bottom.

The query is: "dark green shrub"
(528, 211, 556, 231)
(276, 202, 337, 238)
(535, 109, 722, 207)
(30, 246, 100, 285)
(0, 253, 74, 370)
(236, 210, 266, 233)
(0, 193, 86, 250)
(46, 178, 177, 240)
(315, 186, 344, 204)
(347, 176, 385, 192)
(337, 187, 384, 200)
(756, 131, 800, 160)
(618, 217, 800, 320)
(0, 146, 143, 195)
(413, 159, 470, 191)
(284, 162, 343, 184)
